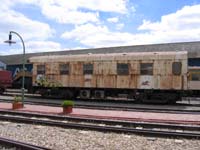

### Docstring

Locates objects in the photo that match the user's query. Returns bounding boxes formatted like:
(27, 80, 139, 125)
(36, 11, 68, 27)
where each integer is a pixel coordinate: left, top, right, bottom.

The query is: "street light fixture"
(4, 31, 25, 106)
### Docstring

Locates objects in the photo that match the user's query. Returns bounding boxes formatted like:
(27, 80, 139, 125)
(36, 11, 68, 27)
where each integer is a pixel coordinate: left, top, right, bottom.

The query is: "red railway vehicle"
(0, 70, 12, 94)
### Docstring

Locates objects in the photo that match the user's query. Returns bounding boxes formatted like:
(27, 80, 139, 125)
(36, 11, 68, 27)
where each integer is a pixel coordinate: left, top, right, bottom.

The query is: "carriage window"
(60, 64, 69, 75)
(37, 65, 45, 74)
(117, 63, 129, 75)
(140, 63, 153, 75)
(83, 64, 93, 74)
(191, 74, 200, 81)
(172, 62, 182, 75)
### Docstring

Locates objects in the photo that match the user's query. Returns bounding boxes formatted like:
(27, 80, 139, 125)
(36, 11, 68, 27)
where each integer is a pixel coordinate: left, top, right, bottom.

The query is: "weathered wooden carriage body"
(29, 51, 189, 103)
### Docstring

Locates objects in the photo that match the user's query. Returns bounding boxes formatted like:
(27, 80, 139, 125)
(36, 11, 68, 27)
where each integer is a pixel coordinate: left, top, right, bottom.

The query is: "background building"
(0, 60, 6, 70)
(0, 41, 200, 88)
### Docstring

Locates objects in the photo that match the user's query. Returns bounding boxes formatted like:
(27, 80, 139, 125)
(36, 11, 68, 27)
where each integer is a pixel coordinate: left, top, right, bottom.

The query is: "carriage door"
(83, 63, 93, 87)
(138, 63, 154, 89)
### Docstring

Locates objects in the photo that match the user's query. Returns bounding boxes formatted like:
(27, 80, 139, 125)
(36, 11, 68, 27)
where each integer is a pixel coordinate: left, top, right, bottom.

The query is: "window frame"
(83, 64, 93, 75)
(172, 62, 182, 75)
(117, 63, 129, 75)
(191, 73, 200, 81)
(59, 64, 69, 75)
(140, 63, 153, 75)
(37, 65, 45, 74)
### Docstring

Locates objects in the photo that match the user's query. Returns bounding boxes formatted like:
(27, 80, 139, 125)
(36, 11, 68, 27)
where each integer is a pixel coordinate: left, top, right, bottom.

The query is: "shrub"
(62, 100, 74, 108)
(14, 96, 22, 102)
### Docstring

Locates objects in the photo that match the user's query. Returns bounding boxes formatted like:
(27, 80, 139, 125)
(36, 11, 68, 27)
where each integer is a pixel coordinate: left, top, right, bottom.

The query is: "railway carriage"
(29, 51, 198, 103)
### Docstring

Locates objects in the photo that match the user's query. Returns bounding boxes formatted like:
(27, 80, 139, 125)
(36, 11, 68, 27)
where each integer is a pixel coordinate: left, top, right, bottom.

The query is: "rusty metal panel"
(69, 75, 84, 87)
(172, 76, 182, 89)
(129, 61, 139, 75)
(70, 62, 83, 75)
(182, 60, 188, 74)
(29, 51, 188, 63)
(129, 75, 137, 88)
(84, 74, 96, 87)
(32, 64, 37, 75)
(29, 51, 188, 90)
(160, 76, 173, 89)
(102, 62, 116, 75)
(96, 75, 116, 88)
(60, 75, 69, 87)
(158, 61, 167, 75)
(46, 63, 59, 75)
(93, 62, 103, 75)
(32, 63, 42, 85)
(165, 61, 172, 76)
(104, 75, 116, 88)
(116, 76, 130, 88)
(96, 75, 104, 87)
(154, 61, 173, 76)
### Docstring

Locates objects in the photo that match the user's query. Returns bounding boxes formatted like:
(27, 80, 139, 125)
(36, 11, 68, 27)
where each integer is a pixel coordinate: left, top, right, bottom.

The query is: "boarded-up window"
(83, 64, 93, 74)
(37, 65, 45, 74)
(117, 63, 129, 75)
(172, 62, 182, 75)
(59, 64, 69, 75)
(140, 63, 153, 75)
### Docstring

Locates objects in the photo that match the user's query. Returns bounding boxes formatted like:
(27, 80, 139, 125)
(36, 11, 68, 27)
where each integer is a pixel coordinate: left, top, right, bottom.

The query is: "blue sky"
(0, 0, 200, 55)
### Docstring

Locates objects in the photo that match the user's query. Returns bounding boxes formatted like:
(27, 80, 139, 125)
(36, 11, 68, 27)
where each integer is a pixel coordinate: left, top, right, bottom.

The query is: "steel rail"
(0, 112, 200, 139)
(0, 109, 200, 130)
(0, 137, 51, 150)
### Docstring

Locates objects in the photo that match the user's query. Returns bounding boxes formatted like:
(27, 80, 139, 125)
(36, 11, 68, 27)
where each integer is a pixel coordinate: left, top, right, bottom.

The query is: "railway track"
(1, 95, 200, 115)
(0, 136, 51, 150)
(0, 110, 200, 139)
(4, 91, 200, 106)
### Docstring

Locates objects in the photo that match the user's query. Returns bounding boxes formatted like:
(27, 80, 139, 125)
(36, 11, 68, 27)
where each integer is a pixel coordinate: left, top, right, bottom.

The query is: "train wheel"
(135, 93, 147, 103)
(167, 94, 180, 104)
(0, 88, 4, 95)
(80, 90, 91, 99)
(61, 90, 74, 99)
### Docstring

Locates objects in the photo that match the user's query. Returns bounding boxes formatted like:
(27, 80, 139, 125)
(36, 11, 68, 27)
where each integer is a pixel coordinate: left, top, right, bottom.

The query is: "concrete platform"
(0, 102, 200, 125)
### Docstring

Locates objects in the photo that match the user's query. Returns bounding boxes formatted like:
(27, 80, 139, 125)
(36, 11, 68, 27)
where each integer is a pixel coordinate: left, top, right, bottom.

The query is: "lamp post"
(4, 31, 25, 106)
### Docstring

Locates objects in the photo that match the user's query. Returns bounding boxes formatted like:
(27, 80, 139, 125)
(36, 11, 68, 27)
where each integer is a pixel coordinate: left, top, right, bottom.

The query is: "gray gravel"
(0, 121, 199, 150)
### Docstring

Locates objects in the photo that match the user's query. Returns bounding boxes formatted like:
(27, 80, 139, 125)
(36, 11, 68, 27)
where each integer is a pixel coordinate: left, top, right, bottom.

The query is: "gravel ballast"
(0, 121, 199, 150)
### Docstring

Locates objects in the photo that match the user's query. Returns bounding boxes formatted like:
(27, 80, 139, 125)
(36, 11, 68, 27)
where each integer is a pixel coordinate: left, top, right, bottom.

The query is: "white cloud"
(107, 17, 119, 23)
(138, 4, 200, 42)
(39, 0, 128, 24)
(39, 0, 128, 14)
(0, 1, 54, 41)
(40, 2, 99, 24)
(1, 41, 62, 55)
(26, 41, 61, 53)
(15, 0, 128, 25)
(61, 23, 142, 47)
(116, 23, 124, 30)
(0, 0, 57, 55)
(62, 4, 200, 49)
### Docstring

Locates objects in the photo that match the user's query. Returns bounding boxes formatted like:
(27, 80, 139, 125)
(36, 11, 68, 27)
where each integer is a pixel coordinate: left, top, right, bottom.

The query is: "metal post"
(8, 31, 25, 105)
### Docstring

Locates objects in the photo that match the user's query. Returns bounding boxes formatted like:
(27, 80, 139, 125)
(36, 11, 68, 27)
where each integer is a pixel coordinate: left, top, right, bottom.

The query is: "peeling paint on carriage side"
(29, 51, 188, 90)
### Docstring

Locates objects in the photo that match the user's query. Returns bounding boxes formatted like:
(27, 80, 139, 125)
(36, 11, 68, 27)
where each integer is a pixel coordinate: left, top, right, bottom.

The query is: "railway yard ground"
(0, 92, 200, 149)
